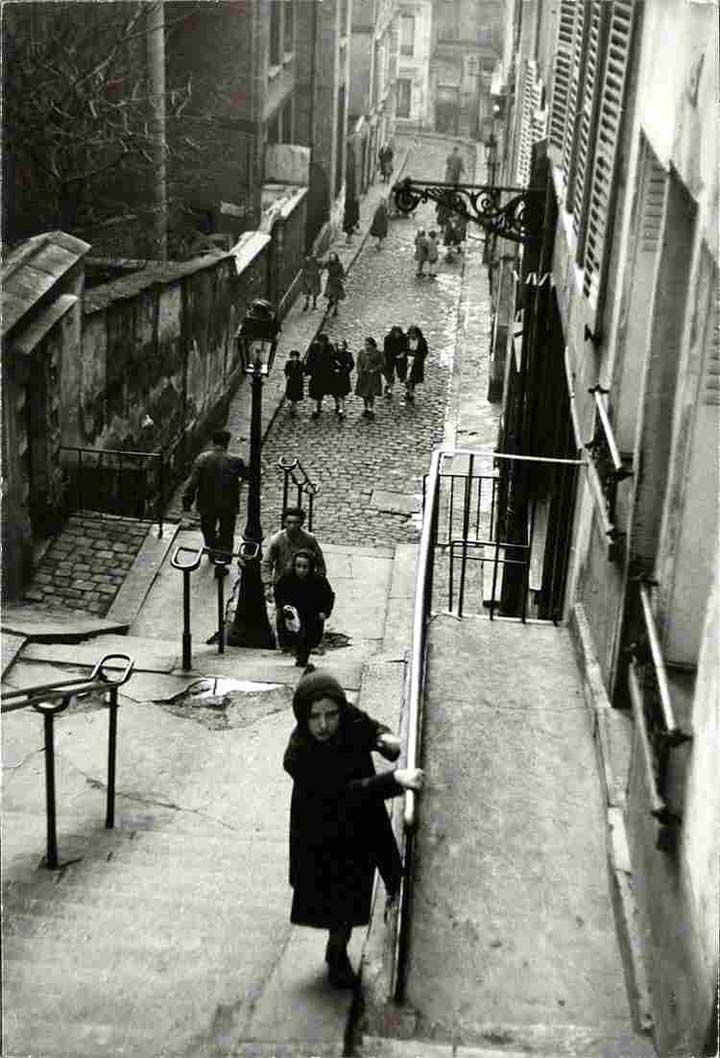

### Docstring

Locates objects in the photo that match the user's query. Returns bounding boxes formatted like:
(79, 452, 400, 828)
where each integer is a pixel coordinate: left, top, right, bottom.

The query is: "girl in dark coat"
(300, 255, 321, 311)
(343, 196, 360, 242)
(355, 336, 384, 419)
(284, 349, 304, 416)
(370, 199, 389, 249)
(382, 325, 408, 397)
(404, 325, 429, 403)
(330, 339, 354, 419)
(323, 253, 346, 317)
(274, 550, 335, 666)
(305, 333, 336, 419)
(283, 669, 424, 987)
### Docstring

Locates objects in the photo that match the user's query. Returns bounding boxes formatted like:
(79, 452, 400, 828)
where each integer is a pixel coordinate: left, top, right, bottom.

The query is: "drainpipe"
(146, 0, 167, 260)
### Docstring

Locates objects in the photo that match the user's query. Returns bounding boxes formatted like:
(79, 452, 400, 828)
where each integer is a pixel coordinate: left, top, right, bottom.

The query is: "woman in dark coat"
(343, 196, 360, 242)
(330, 339, 354, 419)
(382, 325, 408, 397)
(274, 550, 335, 666)
(369, 199, 389, 249)
(304, 333, 336, 419)
(323, 253, 346, 317)
(284, 349, 305, 416)
(300, 255, 321, 310)
(355, 336, 384, 419)
(404, 325, 429, 402)
(283, 669, 424, 987)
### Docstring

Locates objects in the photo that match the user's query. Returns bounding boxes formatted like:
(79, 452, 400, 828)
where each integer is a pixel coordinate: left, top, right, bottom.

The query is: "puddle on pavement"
(162, 677, 293, 732)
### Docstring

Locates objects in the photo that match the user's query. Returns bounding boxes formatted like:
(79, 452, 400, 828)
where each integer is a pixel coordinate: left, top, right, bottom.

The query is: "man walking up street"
(263, 507, 327, 648)
(182, 429, 246, 564)
(444, 146, 465, 185)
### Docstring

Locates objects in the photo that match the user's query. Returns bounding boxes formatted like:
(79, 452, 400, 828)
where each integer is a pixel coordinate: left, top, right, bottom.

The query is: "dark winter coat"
(343, 196, 360, 236)
(407, 331, 428, 384)
(324, 259, 346, 302)
(330, 345, 355, 398)
(305, 340, 336, 400)
(370, 201, 389, 239)
(284, 360, 305, 403)
(301, 258, 321, 296)
(182, 446, 246, 514)
(383, 328, 408, 384)
(283, 671, 403, 929)
(355, 343, 384, 398)
(274, 567, 335, 650)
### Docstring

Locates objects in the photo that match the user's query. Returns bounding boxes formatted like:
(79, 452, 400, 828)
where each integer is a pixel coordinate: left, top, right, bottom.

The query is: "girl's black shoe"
(326, 949, 357, 989)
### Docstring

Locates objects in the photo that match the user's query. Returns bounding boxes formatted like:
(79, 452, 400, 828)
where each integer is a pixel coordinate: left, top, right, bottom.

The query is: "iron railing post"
(458, 454, 474, 617)
(43, 708, 59, 869)
(105, 685, 119, 829)
(216, 565, 227, 654)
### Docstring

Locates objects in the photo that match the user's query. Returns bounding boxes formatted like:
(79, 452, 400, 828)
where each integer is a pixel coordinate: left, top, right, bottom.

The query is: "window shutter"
(548, 0, 575, 152)
(582, 0, 640, 306)
(572, 2, 610, 248)
(559, 1, 588, 205)
(516, 60, 544, 187)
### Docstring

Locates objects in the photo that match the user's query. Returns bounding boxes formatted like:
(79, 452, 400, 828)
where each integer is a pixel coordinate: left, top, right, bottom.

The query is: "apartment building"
(490, 2, 718, 1052)
(395, 2, 433, 129)
(429, 0, 504, 137)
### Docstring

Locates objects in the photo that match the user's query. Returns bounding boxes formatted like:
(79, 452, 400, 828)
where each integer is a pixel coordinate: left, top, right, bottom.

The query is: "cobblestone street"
(260, 136, 486, 546)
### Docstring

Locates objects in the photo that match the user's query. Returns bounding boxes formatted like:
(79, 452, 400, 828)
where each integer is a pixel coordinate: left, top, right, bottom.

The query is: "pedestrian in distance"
(342, 195, 360, 243)
(369, 198, 389, 250)
(404, 325, 429, 404)
(263, 507, 327, 647)
(414, 228, 428, 277)
(274, 550, 335, 667)
(284, 349, 305, 417)
(444, 145, 465, 185)
(181, 428, 246, 565)
(378, 142, 394, 183)
(330, 339, 354, 419)
(426, 230, 440, 278)
(305, 333, 336, 420)
(300, 254, 321, 311)
(382, 325, 408, 398)
(355, 336, 384, 420)
(283, 669, 424, 988)
(323, 252, 346, 317)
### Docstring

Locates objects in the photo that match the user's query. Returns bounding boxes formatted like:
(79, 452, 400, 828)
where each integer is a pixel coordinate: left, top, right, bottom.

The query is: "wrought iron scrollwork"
(391, 178, 544, 244)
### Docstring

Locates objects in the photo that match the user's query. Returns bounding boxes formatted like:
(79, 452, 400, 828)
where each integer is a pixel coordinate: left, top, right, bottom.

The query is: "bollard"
(34, 696, 73, 870)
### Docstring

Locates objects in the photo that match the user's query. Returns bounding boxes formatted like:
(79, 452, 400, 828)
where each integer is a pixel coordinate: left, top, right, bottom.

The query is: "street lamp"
(227, 298, 280, 649)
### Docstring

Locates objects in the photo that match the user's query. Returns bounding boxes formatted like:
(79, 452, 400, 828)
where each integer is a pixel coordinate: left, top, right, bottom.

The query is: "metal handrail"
(278, 455, 319, 530)
(2, 653, 134, 868)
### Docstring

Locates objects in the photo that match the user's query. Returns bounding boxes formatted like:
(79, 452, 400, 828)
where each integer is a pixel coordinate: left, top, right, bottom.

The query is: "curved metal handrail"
(2, 653, 134, 714)
(277, 455, 319, 527)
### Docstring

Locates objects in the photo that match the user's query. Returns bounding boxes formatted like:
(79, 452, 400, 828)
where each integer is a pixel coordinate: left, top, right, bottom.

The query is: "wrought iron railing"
(60, 431, 187, 537)
(585, 386, 632, 563)
(1, 654, 134, 868)
(277, 456, 319, 529)
(624, 576, 692, 852)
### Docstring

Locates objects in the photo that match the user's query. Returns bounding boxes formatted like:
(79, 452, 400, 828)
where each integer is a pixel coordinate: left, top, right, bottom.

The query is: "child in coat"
(300, 255, 321, 311)
(283, 669, 424, 988)
(274, 550, 335, 666)
(426, 230, 440, 278)
(284, 349, 305, 416)
(355, 336, 384, 420)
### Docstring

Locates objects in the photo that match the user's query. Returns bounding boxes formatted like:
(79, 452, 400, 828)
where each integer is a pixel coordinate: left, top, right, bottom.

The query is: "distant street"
(260, 136, 492, 546)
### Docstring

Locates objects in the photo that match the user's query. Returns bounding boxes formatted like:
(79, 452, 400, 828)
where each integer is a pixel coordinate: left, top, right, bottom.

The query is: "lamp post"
(227, 298, 280, 649)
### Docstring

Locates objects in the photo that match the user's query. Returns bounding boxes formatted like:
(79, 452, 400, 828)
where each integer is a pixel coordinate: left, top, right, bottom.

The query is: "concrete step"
(360, 1027, 657, 1057)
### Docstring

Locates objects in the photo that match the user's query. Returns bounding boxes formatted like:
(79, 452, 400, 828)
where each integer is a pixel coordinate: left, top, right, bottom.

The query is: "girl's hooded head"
(292, 670, 348, 741)
(292, 549, 316, 579)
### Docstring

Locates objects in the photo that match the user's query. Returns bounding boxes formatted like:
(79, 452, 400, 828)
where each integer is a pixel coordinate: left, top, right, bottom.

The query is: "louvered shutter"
(516, 61, 545, 187)
(548, 0, 575, 152)
(560, 3, 588, 208)
(582, 0, 640, 306)
(572, 2, 610, 247)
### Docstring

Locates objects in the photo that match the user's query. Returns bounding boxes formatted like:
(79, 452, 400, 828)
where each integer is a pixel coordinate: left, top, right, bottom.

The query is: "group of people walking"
(300, 252, 346, 316)
(284, 325, 429, 420)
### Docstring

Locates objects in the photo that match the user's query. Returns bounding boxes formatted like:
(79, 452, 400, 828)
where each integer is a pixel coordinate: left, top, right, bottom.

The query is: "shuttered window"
(548, 0, 575, 153)
(582, 0, 639, 306)
(560, 2, 588, 207)
(572, 3, 609, 248)
(516, 60, 544, 187)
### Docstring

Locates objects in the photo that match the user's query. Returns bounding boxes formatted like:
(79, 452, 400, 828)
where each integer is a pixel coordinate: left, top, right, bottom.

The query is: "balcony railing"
(585, 386, 632, 563)
(625, 576, 693, 852)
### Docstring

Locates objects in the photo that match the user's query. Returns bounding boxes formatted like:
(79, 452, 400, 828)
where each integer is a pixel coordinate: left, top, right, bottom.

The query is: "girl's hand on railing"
(395, 768, 424, 790)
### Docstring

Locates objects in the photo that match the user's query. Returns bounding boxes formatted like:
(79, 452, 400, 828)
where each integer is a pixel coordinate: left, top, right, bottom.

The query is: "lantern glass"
(236, 298, 280, 375)
(241, 337, 276, 376)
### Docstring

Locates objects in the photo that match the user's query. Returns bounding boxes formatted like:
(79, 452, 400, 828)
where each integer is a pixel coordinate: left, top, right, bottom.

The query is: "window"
(270, 1, 281, 66)
(396, 78, 412, 117)
(283, 0, 295, 54)
(477, 26, 492, 46)
(400, 15, 415, 56)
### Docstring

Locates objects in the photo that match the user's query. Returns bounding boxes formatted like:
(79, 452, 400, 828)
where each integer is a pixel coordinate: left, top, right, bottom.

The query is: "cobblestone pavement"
(260, 136, 480, 547)
(22, 513, 152, 615)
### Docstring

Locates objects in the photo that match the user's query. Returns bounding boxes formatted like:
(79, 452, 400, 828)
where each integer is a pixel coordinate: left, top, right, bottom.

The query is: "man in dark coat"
(283, 669, 424, 987)
(304, 333, 336, 419)
(182, 428, 246, 563)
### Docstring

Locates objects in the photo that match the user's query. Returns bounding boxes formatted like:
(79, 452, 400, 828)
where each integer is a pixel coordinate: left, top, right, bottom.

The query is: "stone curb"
(569, 602, 655, 1037)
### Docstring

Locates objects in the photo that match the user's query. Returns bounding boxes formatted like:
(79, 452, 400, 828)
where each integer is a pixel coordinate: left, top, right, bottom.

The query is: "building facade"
(394, 1, 433, 129)
(490, 1, 719, 1053)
